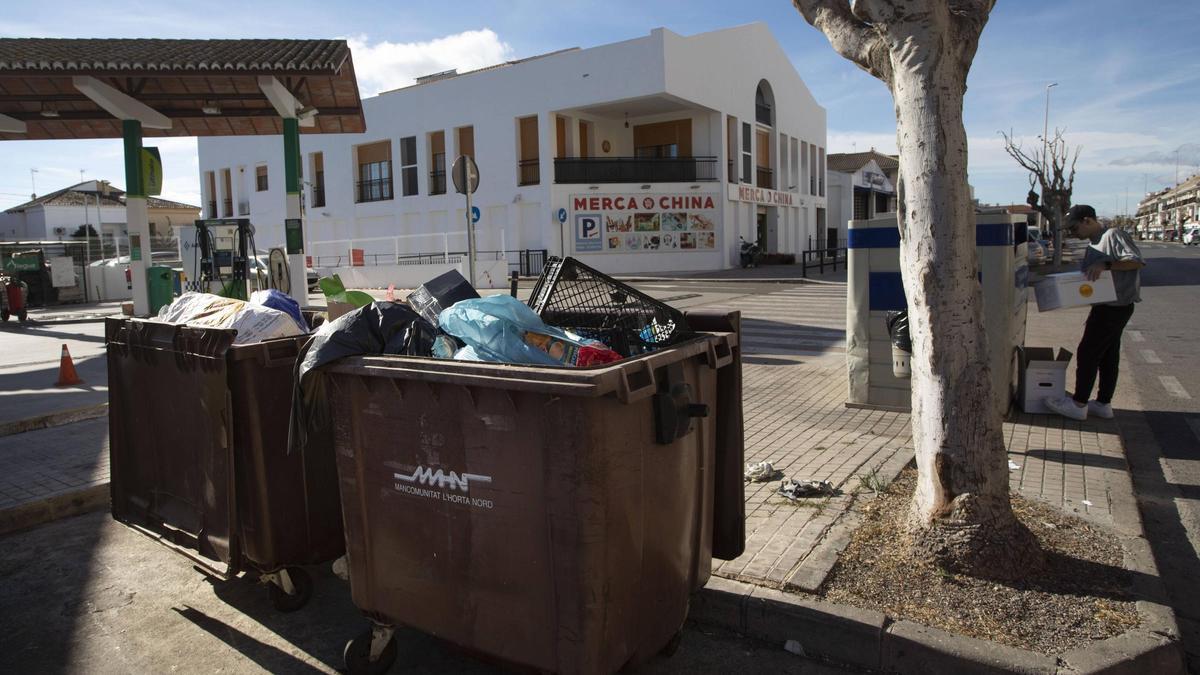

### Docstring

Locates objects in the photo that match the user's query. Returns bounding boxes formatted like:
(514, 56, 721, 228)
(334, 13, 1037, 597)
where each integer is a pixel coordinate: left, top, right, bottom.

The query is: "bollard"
(509, 271, 519, 298)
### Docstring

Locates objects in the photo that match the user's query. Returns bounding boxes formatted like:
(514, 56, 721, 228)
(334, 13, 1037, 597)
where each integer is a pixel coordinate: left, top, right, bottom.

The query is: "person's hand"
(1085, 263, 1105, 281)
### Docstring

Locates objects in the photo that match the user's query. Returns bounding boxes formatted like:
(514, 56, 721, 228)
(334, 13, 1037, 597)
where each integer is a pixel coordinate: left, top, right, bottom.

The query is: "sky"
(2, 0, 1198, 217)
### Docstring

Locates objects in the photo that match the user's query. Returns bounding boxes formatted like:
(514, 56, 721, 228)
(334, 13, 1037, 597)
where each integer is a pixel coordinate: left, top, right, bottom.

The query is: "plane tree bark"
(792, 0, 1043, 578)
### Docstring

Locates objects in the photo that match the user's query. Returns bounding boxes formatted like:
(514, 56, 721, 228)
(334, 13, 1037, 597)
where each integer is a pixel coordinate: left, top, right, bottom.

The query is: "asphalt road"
(1109, 241, 1200, 671)
(0, 319, 108, 426)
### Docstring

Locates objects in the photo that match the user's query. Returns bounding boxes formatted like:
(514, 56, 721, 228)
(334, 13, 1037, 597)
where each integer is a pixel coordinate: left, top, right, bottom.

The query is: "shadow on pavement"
(1020, 449, 1128, 471)
(1116, 407, 1200, 672)
(172, 605, 328, 675)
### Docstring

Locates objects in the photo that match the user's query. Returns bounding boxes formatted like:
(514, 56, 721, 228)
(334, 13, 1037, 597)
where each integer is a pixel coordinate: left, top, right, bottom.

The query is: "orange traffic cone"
(55, 344, 84, 387)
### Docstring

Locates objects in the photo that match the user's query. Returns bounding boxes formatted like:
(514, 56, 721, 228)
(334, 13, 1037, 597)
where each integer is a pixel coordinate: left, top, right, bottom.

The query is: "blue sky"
(2, 0, 1198, 216)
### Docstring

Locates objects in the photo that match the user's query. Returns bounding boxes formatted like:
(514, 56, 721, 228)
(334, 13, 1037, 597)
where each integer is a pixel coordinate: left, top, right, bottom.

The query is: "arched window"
(755, 80, 775, 126)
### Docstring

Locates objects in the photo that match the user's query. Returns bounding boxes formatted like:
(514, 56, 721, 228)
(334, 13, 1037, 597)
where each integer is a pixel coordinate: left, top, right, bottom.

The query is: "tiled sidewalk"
(0, 416, 109, 517)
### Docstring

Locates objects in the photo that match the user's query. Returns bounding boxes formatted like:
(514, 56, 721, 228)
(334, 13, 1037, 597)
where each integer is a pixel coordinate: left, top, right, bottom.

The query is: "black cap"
(1065, 204, 1097, 225)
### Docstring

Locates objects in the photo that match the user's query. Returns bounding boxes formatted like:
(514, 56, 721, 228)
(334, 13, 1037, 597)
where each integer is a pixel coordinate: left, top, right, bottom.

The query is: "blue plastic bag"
(439, 294, 607, 366)
(250, 289, 307, 333)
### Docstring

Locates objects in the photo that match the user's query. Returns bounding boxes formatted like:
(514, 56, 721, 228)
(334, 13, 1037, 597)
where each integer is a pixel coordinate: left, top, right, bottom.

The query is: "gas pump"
(192, 218, 262, 299)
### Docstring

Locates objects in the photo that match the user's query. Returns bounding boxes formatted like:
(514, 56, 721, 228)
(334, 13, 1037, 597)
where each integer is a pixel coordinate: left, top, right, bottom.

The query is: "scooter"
(0, 271, 29, 323)
(739, 237, 763, 268)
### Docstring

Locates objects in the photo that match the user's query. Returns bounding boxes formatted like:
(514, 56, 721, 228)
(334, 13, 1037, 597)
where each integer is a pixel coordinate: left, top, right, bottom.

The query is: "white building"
(826, 150, 897, 248)
(197, 23, 828, 280)
(1, 180, 199, 248)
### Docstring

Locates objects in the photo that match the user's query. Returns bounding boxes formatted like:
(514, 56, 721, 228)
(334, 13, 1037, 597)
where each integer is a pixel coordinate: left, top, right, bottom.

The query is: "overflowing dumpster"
(105, 317, 343, 611)
(323, 319, 743, 673)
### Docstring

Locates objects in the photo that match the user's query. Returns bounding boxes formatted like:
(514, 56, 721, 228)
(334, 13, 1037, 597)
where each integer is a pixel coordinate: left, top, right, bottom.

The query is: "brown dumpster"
(324, 329, 743, 674)
(106, 317, 342, 611)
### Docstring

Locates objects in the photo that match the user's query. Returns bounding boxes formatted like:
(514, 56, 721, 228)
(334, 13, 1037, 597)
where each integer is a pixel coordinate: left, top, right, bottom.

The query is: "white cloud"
(348, 29, 515, 98)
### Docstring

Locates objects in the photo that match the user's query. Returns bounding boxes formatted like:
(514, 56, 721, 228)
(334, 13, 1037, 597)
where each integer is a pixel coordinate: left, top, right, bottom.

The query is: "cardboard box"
(1033, 271, 1117, 311)
(325, 300, 356, 320)
(1017, 346, 1073, 414)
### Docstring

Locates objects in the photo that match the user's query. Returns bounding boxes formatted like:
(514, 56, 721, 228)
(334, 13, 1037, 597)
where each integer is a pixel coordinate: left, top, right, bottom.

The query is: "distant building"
(1135, 175, 1199, 240)
(0, 180, 199, 250)
(197, 23, 829, 275)
(826, 149, 898, 247)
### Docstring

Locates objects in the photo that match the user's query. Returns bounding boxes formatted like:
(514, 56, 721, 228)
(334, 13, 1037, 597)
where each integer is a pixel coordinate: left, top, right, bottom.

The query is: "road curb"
(0, 403, 108, 438)
(0, 484, 109, 537)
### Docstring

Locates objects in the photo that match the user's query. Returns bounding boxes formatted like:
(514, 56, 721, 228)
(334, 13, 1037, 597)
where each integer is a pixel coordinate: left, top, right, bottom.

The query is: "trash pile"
(744, 461, 840, 501)
(155, 289, 308, 344)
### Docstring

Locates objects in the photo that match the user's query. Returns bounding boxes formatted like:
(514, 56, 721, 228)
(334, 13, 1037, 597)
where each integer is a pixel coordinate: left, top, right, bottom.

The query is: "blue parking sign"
(575, 213, 602, 252)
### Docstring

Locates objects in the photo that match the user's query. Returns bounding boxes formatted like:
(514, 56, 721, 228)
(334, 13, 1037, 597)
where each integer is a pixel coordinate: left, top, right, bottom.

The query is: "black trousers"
(1072, 303, 1136, 404)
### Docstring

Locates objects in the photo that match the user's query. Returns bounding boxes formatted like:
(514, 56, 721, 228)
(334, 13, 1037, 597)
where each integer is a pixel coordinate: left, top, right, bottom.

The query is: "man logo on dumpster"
(393, 466, 495, 509)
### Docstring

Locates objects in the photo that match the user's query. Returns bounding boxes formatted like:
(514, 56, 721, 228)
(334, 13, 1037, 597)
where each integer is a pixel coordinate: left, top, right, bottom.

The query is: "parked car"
(1183, 227, 1200, 246)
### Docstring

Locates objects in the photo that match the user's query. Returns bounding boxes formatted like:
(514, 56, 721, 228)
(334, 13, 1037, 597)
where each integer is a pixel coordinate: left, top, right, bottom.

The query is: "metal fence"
(800, 246, 847, 278)
(311, 248, 548, 277)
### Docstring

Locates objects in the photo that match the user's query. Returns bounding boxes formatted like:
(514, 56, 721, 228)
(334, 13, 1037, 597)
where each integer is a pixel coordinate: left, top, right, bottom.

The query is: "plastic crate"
(526, 256, 692, 356)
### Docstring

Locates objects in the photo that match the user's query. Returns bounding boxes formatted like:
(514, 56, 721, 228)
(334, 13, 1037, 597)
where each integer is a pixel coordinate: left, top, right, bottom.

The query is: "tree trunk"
(891, 38, 1042, 578)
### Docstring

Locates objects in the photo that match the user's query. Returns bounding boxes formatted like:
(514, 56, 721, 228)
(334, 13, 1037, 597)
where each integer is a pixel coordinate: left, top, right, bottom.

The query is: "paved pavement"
(0, 252, 1187, 671)
(0, 320, 108, 430)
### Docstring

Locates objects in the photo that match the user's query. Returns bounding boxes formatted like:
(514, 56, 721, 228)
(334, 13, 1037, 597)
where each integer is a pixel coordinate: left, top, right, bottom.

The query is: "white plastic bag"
(155, 292, 304, 344)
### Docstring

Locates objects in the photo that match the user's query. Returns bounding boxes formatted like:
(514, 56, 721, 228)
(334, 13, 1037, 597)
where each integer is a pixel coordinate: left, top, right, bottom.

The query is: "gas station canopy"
(0, 38, 365, 140)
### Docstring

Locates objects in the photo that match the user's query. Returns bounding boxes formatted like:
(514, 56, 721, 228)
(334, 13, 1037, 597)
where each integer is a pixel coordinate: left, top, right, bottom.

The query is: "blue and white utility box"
(845, 213, 1030, 416)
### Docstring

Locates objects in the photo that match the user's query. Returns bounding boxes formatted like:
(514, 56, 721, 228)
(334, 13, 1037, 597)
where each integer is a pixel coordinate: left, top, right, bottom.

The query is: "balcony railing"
(756, 103, 772, 126)
(222, 198, 233, 217)
(356, 178, 393, 203)
(311, 185, 326, 208)
(429, 170, 446, 195)
(756, 167, 774, 189)
(207, 200, 217, 218)
(518, 159, 540, 186)
(554, 156, 718, 184)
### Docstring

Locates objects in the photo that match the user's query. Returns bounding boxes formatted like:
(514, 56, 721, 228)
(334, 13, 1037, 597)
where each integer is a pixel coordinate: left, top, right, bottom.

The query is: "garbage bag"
(885, 309, 912, 353)
(439, 294, 621, 367)
(290, 302, 436, 454)
(155, 291, 304, 344)
(250, 289, 307, 333)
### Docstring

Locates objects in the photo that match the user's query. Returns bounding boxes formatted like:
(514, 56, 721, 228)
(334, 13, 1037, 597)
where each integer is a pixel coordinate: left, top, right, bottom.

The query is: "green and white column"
(283, 117, 309, 303)
(123, 119, 152, 315)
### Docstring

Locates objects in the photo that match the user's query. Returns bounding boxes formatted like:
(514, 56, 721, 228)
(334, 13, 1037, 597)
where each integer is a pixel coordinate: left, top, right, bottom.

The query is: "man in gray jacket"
(1044, 205, 1146, 421)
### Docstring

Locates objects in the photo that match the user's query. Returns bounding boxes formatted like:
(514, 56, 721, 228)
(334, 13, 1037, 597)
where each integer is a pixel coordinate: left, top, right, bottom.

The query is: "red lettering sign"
(574, 197, 589, 210)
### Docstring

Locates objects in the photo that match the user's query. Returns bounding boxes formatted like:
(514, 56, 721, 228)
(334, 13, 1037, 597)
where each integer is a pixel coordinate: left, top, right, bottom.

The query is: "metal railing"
(356, 178, 393, 203)
(800, 247, 848, 278)
(207, 201, 217, 218)
(554, 156, 719, 184)
(518, 159, 540, 186)
(429, 170, 446, 195)
(756, 167, 774, 189)
(311, 186, 325, 208)
(309, 247, 547, 277)
(222, 198, 233, 217)
(756, 103, 772, 126)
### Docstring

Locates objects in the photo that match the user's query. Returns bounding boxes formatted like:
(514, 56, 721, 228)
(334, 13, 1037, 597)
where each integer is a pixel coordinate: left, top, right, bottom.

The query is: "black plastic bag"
(885, 310, 912, 353)
(290, 302, 436, 454)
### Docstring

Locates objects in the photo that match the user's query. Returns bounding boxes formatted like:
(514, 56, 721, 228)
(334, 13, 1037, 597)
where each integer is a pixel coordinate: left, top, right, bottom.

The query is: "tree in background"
(1003, 128, 1080, 265)
(792, 0, 1042, 577)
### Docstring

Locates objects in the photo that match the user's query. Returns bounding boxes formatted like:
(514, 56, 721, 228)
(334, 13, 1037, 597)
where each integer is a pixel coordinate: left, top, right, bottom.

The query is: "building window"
(255, 165, 268, 192)
(204, 171, 217, 217)
(756, 130, 772, 189)
(310, 152, 325, 207)
(222, 168, 233, 216)
(741, 123, 752, 185)
(801, 141, 809, 194)
(755, 81, 774, 126)
(634, 119, 691, 159)
(429, 131, 446, 195)
(399, 136, 418, 197)
(790, 137, 800, 192)
(355, 141, 393, 202)
(555, 116, 567, 159)
(517, 116, 539, 186)
(579, 120, 592, 158)
(818, 147, 826, 197)
(726, 116, 738, 183)
(809, 144, 817, 195)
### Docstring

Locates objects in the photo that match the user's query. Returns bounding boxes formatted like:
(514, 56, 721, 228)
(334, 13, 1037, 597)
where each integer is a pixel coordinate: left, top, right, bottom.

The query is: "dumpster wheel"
(266, 566, 313, 612)
(344, 624, 397, 675)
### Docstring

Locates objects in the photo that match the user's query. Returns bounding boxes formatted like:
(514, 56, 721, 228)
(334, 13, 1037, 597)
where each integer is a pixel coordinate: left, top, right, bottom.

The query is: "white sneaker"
(1087, 401, 1114, 419)
(1044, 395, 1087, 421)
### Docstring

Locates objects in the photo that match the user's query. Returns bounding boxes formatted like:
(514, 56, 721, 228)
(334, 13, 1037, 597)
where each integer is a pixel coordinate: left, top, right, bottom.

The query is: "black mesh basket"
(526, 257, 693, 357)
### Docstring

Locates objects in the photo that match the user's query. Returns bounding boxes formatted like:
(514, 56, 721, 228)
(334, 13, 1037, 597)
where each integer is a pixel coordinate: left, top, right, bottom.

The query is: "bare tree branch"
(793, 0, 893, 83)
